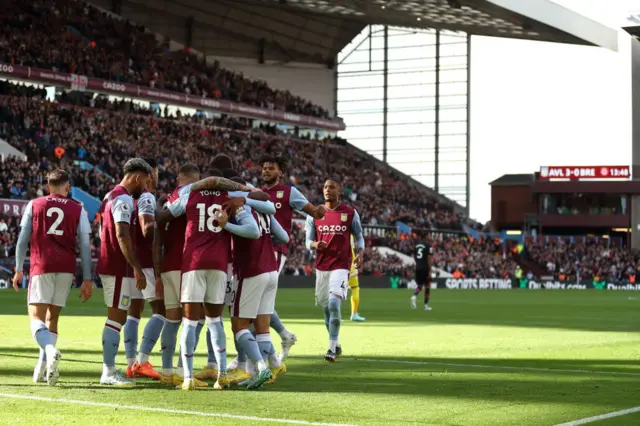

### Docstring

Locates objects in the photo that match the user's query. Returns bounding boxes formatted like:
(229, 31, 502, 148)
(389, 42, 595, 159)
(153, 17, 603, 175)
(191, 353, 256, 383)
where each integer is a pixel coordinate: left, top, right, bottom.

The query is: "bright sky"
(338, 0, 640, 224)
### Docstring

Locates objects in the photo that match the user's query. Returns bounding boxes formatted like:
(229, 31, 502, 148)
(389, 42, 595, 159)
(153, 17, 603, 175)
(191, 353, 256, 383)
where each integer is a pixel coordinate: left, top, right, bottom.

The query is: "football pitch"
(0, 289, 638, 425)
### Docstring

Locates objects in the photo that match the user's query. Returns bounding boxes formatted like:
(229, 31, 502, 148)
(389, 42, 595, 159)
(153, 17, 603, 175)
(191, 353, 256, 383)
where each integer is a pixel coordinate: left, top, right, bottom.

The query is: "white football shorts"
(28, 273, 74, 308)
(274, 251, 287, 275)
(130, 268, 157, 301)
(100, 275, 135, 311)
(181, 269, 227, 305)
(315, 269, 350, 308)
(161, 270, 182, 310)
(233, 271, 278, 319)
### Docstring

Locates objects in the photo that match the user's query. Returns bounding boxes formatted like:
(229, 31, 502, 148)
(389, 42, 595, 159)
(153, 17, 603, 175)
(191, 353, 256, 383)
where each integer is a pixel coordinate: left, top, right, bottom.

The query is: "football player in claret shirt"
(153, 163, 207, 386)
(260, 155, 326, 361)
(411, 235, 433, 311)
(305, 179, 365, 362)
(96, 158, 154, 387)
(13, 169, 93, 386)
(124, 157, 165, 380)
(226, 176, 290, 389)
(156, 174, 260, 390)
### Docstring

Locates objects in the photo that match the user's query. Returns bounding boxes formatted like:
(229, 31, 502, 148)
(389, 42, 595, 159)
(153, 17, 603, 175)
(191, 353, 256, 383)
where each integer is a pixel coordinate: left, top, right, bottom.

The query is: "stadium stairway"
(510, 251, 548, 278)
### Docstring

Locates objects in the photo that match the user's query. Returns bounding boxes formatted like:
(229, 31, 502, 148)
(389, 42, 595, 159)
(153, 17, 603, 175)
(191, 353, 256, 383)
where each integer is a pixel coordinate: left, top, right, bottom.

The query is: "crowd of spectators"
(0, 82, 464, 230)
(527, 237, 639, 283)
(0, 0, 331, 118)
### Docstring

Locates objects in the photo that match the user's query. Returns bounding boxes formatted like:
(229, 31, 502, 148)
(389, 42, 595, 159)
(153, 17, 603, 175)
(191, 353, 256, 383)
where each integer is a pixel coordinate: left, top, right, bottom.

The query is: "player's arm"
(351, 210, 365, 268)
(157, 186, 190, 228)
(113, 196, 144, 275)
(291, 187, 325, 219)
(138, 192, 156, 239)
(223, 207, 260, 239)
(270, 215, 289, 245)
(12, 201, 33, 290)
(190, 176, 256, 193)
(227, 191, 276, 215)
(77, 209, 93, 301)
(305, 215, 326, 251)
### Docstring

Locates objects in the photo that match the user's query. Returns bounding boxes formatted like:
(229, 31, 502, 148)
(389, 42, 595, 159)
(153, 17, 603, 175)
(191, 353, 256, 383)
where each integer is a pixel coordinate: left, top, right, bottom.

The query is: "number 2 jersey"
(168, 183, 252, 274)
(20, 194, 90, 277)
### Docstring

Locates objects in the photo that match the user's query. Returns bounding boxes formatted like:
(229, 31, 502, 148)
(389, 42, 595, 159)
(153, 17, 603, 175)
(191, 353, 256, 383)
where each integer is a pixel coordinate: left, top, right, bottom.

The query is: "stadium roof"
(490, 174, 534, 186)
(91, 0, 618, 65)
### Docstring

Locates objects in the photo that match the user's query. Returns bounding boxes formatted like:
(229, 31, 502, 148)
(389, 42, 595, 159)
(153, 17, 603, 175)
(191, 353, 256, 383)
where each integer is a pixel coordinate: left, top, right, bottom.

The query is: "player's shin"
(350, 286, 360, 315)
(205, 328, 218, 369)
(180, 318, 198, 378)
(327, 296, 341, 353)
(102, 319, 123, 376)
(270, 311, 291, 340)
(30, 318, 54, 358)
(123, 315, 140, 367)
(161, 319, 180, 374)
(206, 316, 227, 376)
(138, 313, 166, 364)
(235, 329, 266, 371)
(323, 306, 331, 332)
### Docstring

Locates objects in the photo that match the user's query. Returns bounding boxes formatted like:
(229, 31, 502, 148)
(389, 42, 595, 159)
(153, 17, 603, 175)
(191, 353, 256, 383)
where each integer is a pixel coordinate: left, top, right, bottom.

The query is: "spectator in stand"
(0, 0, 331, 118)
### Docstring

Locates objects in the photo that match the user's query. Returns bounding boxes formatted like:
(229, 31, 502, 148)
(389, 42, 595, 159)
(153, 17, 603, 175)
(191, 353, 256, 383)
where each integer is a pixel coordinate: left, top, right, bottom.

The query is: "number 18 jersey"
(168, 184, 250, 274)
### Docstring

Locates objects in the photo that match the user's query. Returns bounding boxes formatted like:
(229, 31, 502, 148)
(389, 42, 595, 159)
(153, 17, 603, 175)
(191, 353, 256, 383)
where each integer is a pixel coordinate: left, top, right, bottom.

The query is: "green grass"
(0, 289, 639, 425)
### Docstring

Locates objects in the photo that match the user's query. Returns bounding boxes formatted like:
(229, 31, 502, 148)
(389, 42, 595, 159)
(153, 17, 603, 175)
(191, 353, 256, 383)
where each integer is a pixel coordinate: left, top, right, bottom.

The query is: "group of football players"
(13, 153, 365, 391)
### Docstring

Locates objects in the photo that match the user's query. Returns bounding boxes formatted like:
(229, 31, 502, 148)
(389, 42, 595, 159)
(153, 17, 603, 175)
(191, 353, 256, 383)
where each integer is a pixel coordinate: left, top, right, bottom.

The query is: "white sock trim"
(167, 319, 181, 324)
(205, 316, 222, 325)
(198, 319, 206, 325)
(126, 316, 140, 324)
(256, 333, 271, 343)
(30, 319, 47, 338)
(182, 318, 199, 327)
(235, 329, 251, 340)
(105, 319, 123, 331)
(151, 314, 167, 322)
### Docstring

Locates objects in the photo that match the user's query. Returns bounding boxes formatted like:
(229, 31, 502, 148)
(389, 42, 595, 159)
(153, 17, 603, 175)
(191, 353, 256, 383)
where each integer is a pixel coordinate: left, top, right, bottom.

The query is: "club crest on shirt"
(121, 295, 130, 307)
(341, 213, 348, 222)
(276, 191, 284, 199)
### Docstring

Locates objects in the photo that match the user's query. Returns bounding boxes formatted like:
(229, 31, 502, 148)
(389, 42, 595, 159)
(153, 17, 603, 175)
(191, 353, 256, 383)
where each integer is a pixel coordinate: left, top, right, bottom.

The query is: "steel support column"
(382, 26, 389, 163)
(466, 34, 472, 215)
(434, 30, 441, 193)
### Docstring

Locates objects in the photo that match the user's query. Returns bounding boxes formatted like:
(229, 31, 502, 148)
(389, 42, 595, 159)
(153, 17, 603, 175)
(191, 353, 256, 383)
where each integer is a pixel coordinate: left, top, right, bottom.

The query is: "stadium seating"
(0, 0, 330, 118)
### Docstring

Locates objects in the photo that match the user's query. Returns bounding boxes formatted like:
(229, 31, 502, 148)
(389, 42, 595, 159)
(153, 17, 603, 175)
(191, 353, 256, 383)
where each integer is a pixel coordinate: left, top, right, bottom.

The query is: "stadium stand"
(0, 0, 330, 118)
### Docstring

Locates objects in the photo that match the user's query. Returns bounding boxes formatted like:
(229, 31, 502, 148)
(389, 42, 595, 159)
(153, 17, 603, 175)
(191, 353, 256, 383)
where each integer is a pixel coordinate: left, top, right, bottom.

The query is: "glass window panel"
(387, 57, 434, 71)
(346, 137, 383, 154)
(388, 45, 436, 61)
(440, 55, 467, 68)
(440, 121, 467, 135)
(439, 108, 467, 122)
(338, 100, 384, 114)
(387, 83, 433, 99)
(337, 87, 384, 102)
(440, 82, 467, 96)
(387, 97, 435, 110)
(387, 123, 435, 138)
(340, 48, 385, 66)
(413, 175, 436, 189)
(439, 69, 467, 83)
(439, 95, 467, 108)
(438, 161, 467, 175)
(341, 125, 383, 140)
(338, 112, 383, 127)
(338, 73, 383, 89)
(387, 110, 435, 125)
(386, 136, 435, 151)
(439, 41, 468, 56)
(387, 71, 435, 86)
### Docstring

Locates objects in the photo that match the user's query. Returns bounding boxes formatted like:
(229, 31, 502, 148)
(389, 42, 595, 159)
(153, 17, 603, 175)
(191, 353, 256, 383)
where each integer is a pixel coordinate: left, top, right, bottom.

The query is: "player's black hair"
(259, 155, 287, 172)
(222, 168, 239, 179)
(123, 158, 153, 176)
(212, 154, 233, 171)
(208, 168, 223, 177)
(47, 169, 70, 186)
(179, 163, 200, 175)
(141, 157, 158, 169)
(230, 176, 246, 185)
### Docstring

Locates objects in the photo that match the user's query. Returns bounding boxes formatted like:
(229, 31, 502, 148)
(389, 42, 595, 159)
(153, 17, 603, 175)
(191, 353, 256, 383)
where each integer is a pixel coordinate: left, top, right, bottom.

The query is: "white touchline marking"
(0, 393, 355, 426)
(554, 406, 640, 425)
(347, 358, 640, 377)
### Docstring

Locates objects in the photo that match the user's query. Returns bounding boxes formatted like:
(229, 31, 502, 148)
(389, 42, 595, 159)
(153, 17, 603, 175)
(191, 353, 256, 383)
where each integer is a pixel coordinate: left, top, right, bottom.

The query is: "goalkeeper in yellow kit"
(349, 235, 366, 322)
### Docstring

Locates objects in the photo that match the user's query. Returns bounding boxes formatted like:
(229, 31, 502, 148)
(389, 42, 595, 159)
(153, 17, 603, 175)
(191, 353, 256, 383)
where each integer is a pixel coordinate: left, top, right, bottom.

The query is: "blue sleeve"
(270, 216, 289, 245)
(228, 191, 276, 215)
(19, 201, 33, 228)
(290, 187, 310, 211)
(79, 232, 92, 280)
(224, 207, 260, 239)
(168, 184, 192, 217)
(112, 195, 134, 223)
(305, 215, 316, 250)
(15, 223, 32, 273)
(351, 210, 365, 250)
